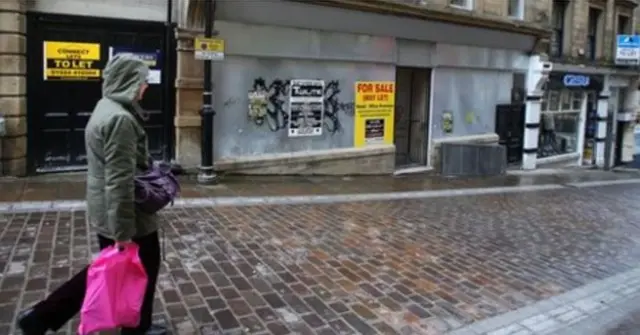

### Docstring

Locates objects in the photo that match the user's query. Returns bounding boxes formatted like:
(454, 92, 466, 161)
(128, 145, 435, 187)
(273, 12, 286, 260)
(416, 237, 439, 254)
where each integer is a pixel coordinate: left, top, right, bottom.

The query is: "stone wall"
(0, 0, 27, 176)
(564, 0, 636, 60)
(214, 145, 395, 175)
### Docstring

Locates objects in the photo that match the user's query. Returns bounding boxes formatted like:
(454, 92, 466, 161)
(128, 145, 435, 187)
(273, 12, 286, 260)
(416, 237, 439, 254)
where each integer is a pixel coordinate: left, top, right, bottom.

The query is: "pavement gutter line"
(0, 184, 565, 213)
(1, 177, 637, 213)
(447, 266, 640, 335)
(567, 178, 640, 188)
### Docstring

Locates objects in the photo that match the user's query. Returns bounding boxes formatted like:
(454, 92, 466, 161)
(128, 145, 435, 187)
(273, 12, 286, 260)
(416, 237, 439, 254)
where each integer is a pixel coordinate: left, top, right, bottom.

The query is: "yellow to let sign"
(353, 81, 396, 148)
(43, 41, 101, 81)
(194, 37, 224, 60)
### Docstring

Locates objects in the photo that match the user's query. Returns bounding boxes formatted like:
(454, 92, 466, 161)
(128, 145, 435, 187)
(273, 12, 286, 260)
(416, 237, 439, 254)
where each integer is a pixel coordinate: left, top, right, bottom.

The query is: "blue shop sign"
(563, 74, 590, 87)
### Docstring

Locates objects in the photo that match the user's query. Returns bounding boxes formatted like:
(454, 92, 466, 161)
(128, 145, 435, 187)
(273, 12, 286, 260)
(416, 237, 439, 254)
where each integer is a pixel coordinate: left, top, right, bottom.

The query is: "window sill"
(448, 4, 473, 11)
(536, 152, 581, 165)
(508, 15, 524, 20)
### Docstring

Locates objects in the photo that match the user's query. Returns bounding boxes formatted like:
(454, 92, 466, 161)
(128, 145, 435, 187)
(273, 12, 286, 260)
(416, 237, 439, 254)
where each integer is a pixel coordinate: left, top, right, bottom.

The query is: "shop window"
(550, 1, 567, 57)
(538, 90, 583, 158)
(586, 7, 602, 60)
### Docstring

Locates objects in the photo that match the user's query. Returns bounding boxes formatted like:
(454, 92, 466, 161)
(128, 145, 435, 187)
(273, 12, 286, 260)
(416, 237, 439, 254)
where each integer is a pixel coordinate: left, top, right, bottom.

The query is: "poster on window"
(108, 47, 162, 84)
(43, 41, 101, 81)
(288, 79, 325, 137)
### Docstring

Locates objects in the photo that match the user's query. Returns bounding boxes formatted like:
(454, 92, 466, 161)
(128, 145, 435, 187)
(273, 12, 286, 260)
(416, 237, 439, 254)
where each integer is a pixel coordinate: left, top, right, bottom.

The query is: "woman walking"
(18, 53, 166, 335)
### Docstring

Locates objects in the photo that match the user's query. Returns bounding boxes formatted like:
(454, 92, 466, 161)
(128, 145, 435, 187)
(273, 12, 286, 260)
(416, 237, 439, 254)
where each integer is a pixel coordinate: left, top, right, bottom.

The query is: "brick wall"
(0, 0, 27, 176)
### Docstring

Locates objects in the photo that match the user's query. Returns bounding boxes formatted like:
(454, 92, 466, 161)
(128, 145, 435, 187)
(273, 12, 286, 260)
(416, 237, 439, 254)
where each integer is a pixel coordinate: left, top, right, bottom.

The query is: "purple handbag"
(134, 162, 180, 214)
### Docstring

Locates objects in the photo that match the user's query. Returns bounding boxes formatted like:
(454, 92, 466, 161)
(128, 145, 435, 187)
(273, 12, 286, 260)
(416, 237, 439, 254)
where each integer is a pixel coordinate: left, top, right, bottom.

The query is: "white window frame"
(507, 0, 525, 20)
(449, 0, 473, 10)
(539, 90, 585, 161)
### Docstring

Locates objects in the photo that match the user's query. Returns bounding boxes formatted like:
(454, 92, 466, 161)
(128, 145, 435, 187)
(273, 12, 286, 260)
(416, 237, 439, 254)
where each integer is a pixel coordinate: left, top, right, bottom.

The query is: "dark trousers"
(33, 231, 161, 333)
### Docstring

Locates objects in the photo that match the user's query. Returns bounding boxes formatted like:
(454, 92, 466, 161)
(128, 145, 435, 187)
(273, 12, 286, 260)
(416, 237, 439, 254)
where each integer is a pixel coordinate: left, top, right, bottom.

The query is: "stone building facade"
(176, 0, 550, 176)
(0, 0, 556, 176)
(0, 0, 27, 176)
(521, 0, 640, 170)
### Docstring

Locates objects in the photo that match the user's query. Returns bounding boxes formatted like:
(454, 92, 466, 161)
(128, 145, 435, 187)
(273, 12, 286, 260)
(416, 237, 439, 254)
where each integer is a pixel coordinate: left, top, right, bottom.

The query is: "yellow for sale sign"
(43, 41, 101, 81)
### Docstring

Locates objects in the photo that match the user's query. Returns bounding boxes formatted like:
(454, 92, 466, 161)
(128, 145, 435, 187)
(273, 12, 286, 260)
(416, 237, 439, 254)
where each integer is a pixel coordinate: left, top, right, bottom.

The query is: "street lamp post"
(197, 0, 219, 184)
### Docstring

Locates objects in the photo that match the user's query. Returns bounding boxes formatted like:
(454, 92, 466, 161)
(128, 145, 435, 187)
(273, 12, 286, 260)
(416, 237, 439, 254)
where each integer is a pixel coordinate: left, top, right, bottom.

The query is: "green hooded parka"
(84, 53, 157, 241)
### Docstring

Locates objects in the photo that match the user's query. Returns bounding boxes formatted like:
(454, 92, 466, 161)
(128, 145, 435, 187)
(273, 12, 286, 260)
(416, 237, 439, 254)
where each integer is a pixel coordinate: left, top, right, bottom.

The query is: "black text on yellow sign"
(43, 41, 101, 81)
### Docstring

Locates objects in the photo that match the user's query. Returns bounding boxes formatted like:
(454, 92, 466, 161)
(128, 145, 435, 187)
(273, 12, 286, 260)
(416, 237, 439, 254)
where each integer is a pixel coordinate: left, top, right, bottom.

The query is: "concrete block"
(0, 75, 25, 96)
(1, 135, 26, 159)
(0, 54, 26, 75)
(0, 96, 26, 117)
(0, 11, 25, 33)
(2, 155, 26, 176)
(0, 33, 26, 54)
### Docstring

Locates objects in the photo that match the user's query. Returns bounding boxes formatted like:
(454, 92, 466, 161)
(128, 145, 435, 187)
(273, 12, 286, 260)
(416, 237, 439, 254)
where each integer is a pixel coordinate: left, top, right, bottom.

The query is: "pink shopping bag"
(78, 243, 148, 335)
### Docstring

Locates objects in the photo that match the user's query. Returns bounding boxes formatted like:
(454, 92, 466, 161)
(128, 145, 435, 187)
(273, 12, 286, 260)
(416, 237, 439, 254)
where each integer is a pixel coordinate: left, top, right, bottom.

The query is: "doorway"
(393, 67, 431, 168)
(495, 103, 524, 165)
(26, 13, 175, 173)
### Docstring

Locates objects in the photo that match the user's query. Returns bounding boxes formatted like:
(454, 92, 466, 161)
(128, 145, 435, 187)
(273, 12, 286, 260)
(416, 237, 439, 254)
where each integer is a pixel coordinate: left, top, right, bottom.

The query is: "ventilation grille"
(440, 143, 507, 177)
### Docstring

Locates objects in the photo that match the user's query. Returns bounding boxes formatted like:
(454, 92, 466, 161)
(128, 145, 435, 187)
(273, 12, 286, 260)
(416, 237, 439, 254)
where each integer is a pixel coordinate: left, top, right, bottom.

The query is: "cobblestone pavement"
(2, 183, 640, 334)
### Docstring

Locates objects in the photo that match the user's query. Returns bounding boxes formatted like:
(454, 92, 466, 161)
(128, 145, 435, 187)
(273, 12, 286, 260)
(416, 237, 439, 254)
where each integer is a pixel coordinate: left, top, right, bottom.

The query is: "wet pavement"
(1, 181, 640, 334)
(605, 307, 640, 335)
(0, 169, 638, 202)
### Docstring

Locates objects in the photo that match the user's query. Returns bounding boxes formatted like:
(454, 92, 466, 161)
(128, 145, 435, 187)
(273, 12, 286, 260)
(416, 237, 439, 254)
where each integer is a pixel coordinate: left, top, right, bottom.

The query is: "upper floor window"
(450, 0, 473, 10)
(618, 14, 631, 34)
(508, 0, 524, 19)
(550, 1, 567, 57)
(587, 7, 602, 60)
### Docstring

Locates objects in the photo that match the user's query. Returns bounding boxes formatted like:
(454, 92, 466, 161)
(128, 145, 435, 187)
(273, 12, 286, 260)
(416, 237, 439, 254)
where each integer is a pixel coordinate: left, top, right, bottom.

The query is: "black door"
(495, 104, 525, 164)
(27, 13, 174, 173)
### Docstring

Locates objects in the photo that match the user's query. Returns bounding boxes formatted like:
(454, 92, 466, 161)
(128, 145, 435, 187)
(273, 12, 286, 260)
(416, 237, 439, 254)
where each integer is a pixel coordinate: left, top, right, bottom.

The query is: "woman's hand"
(115, 240, 132, 251)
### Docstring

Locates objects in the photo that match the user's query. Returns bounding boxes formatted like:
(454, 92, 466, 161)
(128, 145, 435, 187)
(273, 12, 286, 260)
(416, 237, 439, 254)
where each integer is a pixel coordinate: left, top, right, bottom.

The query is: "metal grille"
(440, 143, 507, 177)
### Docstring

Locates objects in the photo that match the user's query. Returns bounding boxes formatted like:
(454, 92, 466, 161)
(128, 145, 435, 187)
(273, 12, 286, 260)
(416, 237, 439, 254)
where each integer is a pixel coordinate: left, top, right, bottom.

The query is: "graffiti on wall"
(248, 78, 354, 134)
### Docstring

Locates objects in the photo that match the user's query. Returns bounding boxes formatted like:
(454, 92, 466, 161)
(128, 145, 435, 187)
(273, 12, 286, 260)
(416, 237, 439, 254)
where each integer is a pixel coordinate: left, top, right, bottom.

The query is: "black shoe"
(121, 324, 168, 335)
(146, 324, 168, 335)
(16, 309, 47, 335)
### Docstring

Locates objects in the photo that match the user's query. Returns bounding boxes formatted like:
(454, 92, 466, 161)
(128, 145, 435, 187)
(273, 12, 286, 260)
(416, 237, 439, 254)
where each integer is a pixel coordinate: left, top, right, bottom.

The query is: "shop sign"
(108, 47, 162, 84)
(615, 35, 640, 65)
(354, 81, 395, 147)
(563, 74, 590, 87)
(43, 41, 101, 81)
(288, 79, 325, 137)
(194, 37, 224, 61)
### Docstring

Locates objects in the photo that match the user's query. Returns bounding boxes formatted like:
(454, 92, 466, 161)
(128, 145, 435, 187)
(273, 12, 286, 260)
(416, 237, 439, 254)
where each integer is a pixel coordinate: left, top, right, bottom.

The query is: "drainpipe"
(197, 0, 219, 184)
(164, 0, 176, 163)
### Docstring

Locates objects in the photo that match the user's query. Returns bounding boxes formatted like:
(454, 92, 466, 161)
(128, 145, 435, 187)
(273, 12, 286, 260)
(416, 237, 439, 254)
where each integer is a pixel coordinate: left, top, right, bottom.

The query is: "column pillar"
(619, 76, 640, 163)
(174, 28, 204, 170)
(0, 0, 27, 176)
(595, 76, 610, 167)
(522, 55, 550, 170)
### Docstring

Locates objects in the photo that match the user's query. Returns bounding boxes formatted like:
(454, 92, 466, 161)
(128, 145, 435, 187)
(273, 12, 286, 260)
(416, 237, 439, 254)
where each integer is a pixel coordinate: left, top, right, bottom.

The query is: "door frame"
(576, 92, 589, 166)
(426, 69, 435, 169)
(26, 12, 176, 174)
(393, 66, 432, 170)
